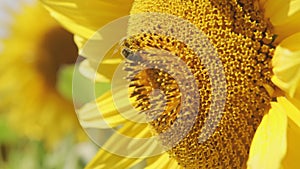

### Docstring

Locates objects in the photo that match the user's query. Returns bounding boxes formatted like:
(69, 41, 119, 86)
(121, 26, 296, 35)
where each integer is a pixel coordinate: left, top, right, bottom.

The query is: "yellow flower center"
(35, 27, 78, 86)
(122, 0, 278, 168)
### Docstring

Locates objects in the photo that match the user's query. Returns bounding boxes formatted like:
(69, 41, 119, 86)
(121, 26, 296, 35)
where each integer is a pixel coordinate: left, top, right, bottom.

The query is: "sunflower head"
(115, 0, 278, 168)
(41, 0, 300, 168)
(35, 26, 78, 85)
(0, 1, 84, 147)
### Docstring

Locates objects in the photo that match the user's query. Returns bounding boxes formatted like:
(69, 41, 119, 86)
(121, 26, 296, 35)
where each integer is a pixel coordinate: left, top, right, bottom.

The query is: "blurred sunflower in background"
(0, 0, 96, 168)
(42, 0, 300, 169)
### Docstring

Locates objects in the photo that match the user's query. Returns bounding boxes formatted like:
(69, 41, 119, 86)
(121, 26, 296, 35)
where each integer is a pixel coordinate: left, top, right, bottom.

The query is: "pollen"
(122, 0, 277, 168)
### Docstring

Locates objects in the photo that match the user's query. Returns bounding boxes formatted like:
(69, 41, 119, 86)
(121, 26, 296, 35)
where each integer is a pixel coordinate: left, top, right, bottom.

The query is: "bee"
(121, 47, 144, 62)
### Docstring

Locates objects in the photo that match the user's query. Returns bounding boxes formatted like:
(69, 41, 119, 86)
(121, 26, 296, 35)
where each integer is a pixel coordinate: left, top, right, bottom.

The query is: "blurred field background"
(0, 0, 104, 168)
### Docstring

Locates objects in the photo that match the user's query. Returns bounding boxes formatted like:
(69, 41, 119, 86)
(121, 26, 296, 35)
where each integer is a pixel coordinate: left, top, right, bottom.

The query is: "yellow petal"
(282, 117, 300, 169)
(78, 87, 148, 129)
(85, 148, 142, 169)
(79, 59, 110, 82)
(277, 97, 300, 128)
(263, 0, 300, 41)
(286, 96, 300, 115)
(74, 34, 86, 50)
(247, 100, 287, 169)
(276, 97, 300, 168)
(272, 32, 300, 102)
(78, 40, 123, 82)
(78, 91, 128, 129)
(85, 122, 154, 169)
(41, 0, 134, 47)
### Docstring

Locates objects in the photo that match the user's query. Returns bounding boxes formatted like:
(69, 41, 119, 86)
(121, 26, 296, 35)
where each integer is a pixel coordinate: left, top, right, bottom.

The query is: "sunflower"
(42, 0, 300, 168)
(0, 0, 85, 147)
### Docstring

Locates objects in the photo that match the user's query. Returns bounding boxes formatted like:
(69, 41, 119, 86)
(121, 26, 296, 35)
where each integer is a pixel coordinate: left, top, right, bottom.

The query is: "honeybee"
(121, 47, 144, 62)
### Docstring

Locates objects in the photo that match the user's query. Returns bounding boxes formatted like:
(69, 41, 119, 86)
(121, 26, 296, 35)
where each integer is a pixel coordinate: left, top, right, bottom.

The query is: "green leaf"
(56, 65, 74, 101)
(57, 64, 111, 105)
(0, 116, 17, 143)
